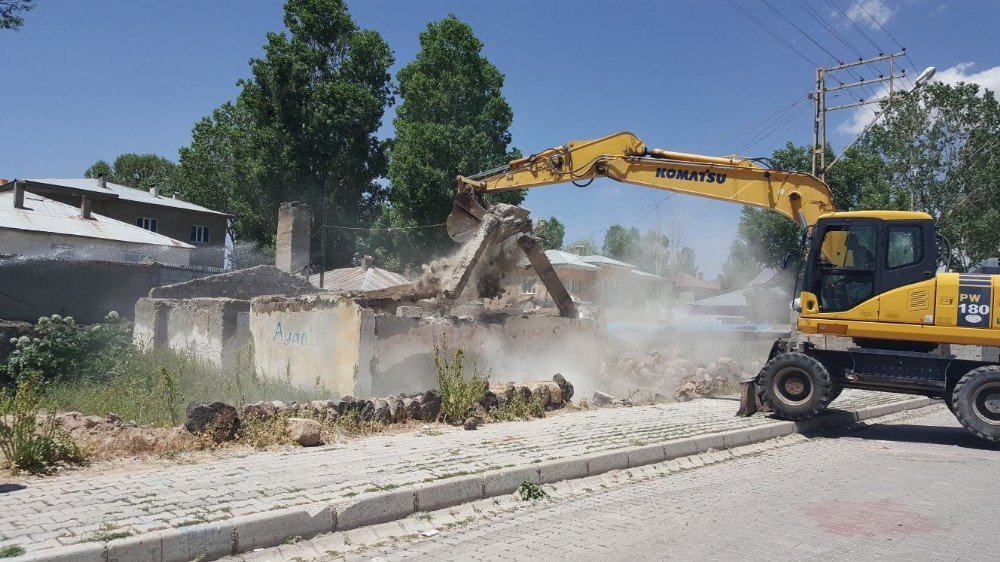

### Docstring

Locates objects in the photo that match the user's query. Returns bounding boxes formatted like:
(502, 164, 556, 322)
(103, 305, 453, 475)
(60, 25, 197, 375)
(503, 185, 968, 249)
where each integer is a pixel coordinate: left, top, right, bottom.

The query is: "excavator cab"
(800, 212, 936, 317)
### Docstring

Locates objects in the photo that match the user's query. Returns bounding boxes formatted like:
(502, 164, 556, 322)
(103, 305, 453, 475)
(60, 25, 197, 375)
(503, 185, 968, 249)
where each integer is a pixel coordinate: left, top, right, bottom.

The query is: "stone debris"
(51, 412, 202, 458)
(463, 416, 482, 430)
(184, 402, 240, 443)
(284, 417, 322, 446)
(591, 391, 615, 406)
(597, 351, 756, 401)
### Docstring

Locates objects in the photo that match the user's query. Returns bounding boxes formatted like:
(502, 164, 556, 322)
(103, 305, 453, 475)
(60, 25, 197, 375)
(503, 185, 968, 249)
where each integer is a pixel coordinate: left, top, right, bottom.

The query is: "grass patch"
(434, 344, 487, 424)
(516, 480, 547, 501)
(0, 545, 24, 558)
(45, 345, 331, 428)
(1, 373, 87, 474)
(85, 524, 132, 543)
(489, 393, 545, 422)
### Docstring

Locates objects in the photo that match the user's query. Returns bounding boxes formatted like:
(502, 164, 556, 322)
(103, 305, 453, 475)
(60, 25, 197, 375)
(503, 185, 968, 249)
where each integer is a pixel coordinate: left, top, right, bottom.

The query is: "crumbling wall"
(249, 294, 366, 396)
(366, 313, 607, 396)
(148, 265, 319, 300)
(134, 297, 250, 367)
(0, 258, 218, 323)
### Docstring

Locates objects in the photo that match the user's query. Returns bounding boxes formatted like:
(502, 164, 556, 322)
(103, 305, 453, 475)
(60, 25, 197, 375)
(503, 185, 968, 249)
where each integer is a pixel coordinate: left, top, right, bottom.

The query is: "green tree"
(674, 246, 698, 275)
(862, 82, 1000, 270)
(602, 224, 639, 260)
(631, 229, 670, 275)
(719, 141, 889, 280)
(371, 15, 523, 269)
(564, 238, 599, 256)
(0, 0, 32, 30)
(537, 217, 565, 250)
(84, 154, 178, 194)
(179, 0, 394, 267)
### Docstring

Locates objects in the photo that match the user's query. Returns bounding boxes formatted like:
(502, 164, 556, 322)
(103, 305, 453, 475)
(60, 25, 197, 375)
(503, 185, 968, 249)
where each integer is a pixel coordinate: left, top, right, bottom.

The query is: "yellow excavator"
(447, 131, 1000, 442)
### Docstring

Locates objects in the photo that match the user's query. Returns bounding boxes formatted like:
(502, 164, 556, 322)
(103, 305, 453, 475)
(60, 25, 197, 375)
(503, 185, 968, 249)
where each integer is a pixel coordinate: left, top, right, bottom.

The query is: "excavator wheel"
(951, 365, 1000, 443)
(757, 352, 834, 421)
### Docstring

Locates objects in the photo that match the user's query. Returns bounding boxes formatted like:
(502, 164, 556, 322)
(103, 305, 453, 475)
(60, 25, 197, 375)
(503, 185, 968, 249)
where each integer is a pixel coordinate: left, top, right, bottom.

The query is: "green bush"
(2, 312, 131, 386)
(434, 345, 488, 424)
(0, 372, 86, 474)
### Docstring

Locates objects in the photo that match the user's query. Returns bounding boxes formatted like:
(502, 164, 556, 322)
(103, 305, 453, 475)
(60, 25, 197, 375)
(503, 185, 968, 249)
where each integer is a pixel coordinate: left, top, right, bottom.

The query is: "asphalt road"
(342, 405, 1000, 561)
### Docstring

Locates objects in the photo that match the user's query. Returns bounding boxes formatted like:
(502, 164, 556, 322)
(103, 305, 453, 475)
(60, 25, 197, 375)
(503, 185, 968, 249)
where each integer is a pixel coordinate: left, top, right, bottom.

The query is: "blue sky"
(2, 1, 998, 277)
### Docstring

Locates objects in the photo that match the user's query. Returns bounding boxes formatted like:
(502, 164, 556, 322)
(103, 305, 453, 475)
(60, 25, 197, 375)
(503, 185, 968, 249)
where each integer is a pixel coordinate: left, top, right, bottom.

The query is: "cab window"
(816, 224, 877, 312)
(887, 225, 922, 269)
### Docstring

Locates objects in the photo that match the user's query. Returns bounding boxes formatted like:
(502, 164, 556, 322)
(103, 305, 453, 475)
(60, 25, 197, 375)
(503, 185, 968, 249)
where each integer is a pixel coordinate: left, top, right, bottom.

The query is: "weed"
(433, 344, 487, 424)
(516, 480, 547, 501)
(85, 524, 132, 543)
(0, 545, 24, 558)
(282, 536, 301, 545)
(489, 393, 545, 422)
(0, 373, 87, 474)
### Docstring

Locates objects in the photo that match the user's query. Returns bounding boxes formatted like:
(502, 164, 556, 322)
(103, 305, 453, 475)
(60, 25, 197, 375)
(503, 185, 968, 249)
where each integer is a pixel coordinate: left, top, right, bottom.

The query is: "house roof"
(542, 250, 601, 270)
(579, 255, 637, 268)
(310, 265, 411, 292)
(688, 288, 752, 308)
(2, 178, 229, 217)
(0, 191, 195, 248)
(672, 272, 720, 290)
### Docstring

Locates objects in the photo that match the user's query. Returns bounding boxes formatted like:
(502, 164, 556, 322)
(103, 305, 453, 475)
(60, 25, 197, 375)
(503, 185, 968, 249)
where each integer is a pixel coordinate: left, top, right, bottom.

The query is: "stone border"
(22, 397, 932, 562)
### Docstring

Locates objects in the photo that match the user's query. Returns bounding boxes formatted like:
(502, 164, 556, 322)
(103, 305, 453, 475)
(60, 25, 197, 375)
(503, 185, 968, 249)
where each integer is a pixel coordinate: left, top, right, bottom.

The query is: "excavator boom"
(448, 131, 836, 242)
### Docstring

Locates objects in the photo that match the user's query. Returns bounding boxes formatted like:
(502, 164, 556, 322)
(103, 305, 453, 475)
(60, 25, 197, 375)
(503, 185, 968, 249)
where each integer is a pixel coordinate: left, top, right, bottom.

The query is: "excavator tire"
(951, 365, 1000, 443)
(757, 352, 834, 421)
(828, 385, 843, 404)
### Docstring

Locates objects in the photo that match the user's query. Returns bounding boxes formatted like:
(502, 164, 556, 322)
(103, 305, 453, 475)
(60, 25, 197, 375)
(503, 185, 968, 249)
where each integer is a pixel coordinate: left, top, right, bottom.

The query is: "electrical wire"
(726, 0, 825, 70)
(848, 0, 921, 73)
(318, 222, 447, 232)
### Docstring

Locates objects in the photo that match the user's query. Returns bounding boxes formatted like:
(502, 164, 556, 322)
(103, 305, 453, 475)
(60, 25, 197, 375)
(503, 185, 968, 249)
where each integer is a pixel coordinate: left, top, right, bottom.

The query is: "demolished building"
(134, 200, 608, 398)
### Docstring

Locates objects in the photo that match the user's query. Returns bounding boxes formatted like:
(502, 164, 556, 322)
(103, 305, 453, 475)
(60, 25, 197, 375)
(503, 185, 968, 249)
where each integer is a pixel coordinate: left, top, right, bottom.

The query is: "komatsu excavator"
(447, 131, 1000, 442)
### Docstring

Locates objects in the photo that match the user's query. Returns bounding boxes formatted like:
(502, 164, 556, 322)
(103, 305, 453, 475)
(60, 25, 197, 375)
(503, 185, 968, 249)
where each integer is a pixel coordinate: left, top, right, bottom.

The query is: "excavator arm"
(448, 131, 836, 242)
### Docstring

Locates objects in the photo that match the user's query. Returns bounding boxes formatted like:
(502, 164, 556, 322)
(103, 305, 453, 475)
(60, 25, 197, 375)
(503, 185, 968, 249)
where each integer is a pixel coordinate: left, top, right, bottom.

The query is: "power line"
(824, 0, 885, 54)
(760, 0, 844, 64)
(848, 0, 920, 73)
(726, 0, 823, 69)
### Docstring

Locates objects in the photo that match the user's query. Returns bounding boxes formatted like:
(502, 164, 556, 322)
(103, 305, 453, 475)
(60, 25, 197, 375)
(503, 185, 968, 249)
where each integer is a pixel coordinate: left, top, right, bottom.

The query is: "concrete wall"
(0, 228, 191, 265)
(0, 258, 218, 323)
(249, 294, 365, 396)
(45, 193, 228, 268)
(148, 265, 319, 300)
(367, 313, 607, 396)
(248, 294, 607, 398)
(134, 297, 250, 368)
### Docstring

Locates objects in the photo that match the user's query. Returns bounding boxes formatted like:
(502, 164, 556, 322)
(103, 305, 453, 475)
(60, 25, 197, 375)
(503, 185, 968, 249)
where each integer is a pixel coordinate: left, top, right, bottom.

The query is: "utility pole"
(811, 50, 909, 180)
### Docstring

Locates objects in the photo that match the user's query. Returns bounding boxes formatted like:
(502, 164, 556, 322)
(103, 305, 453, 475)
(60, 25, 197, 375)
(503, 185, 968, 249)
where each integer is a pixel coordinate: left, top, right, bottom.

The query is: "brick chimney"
(13, 180, 25, 209)
(97, 173, 107, 189)
(80, 195, 93, 219)
(275, 201, 311, 276)
(149, 184, 158, 198)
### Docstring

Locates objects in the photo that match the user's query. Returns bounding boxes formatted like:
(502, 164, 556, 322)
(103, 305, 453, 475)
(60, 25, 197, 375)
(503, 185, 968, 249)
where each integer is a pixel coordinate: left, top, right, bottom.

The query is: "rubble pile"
(597, 350, 757, 403)
(487, 373, 575, 410)
(52, 412, 203, 457)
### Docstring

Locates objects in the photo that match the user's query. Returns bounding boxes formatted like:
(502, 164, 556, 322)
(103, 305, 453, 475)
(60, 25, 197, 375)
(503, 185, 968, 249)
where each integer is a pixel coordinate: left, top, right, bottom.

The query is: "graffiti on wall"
(273, 321, 307, 345)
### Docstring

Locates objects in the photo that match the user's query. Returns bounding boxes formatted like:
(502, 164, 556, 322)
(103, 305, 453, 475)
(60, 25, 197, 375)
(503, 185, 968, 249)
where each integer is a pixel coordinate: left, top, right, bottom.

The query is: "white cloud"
(844, 0, 895, 31)
(836, 62, 1000, 135)
(934, 62, 1000, 94)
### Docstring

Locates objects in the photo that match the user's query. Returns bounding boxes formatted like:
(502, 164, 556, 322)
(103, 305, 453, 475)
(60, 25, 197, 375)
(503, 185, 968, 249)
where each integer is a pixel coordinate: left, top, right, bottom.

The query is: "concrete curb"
(25, 397, 932, 562)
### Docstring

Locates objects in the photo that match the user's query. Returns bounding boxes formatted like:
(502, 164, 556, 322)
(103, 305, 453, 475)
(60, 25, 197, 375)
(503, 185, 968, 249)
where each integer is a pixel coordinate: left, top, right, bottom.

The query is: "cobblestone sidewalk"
(0, 391, 916, 558)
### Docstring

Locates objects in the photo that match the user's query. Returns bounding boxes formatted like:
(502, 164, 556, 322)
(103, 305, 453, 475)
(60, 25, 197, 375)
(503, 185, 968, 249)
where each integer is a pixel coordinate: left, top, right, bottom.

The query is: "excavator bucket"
(736, 379, 760, 417)
(447, 189, 489, 243)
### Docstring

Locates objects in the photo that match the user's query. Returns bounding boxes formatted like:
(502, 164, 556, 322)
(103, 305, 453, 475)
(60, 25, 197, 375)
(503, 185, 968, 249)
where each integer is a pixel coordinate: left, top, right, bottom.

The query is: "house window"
(191, 225, 210, 244)
(136, 217, 158, 232)
(569, 279, 583, 294)
(521, 278, 537, 295)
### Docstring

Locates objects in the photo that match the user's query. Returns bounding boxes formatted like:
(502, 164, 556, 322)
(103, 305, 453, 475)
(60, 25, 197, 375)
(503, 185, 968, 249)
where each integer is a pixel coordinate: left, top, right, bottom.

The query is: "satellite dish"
(915, 67, 937, 87)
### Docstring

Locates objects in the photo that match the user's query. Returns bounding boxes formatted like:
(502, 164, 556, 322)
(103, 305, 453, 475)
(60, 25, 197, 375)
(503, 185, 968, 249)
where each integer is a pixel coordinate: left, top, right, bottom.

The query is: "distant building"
(1, 177, 229, 267)
(0, 186, 193, 265)
(670, 272, 720, 303)
(515, 250, 665, 311)
(309, 257, 410, 293)
(687, 268, 782, 319)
